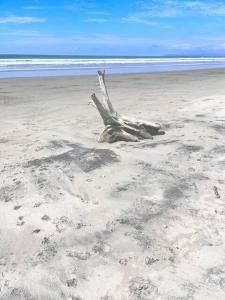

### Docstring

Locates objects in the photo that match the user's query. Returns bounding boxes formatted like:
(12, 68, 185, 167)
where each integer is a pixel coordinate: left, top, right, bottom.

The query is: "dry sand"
(0, 69, 225, 300)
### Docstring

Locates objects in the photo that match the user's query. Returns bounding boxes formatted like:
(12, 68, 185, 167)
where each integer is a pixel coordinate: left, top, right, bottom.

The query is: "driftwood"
(91, 70, 164, 143)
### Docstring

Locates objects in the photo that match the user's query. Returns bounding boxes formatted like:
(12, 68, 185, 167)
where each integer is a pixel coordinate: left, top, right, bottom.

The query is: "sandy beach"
(1, 68, 225, 299)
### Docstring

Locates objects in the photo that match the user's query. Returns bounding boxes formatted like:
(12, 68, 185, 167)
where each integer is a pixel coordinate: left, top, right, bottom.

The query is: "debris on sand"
(129, 277, 159, 299)
(145, 256, 159, 266)
(32, 229, 41, 234)
(41, 214, 50, 221)
(213, 186, 221, 199)
(67, 278, 78, 288)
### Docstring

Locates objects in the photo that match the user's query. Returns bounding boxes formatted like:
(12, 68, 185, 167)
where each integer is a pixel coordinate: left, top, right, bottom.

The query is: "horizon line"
(1, 54, 225, 58)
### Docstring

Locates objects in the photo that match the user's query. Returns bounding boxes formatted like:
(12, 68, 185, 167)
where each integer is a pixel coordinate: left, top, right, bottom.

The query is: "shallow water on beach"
(1, 55, 225, 78)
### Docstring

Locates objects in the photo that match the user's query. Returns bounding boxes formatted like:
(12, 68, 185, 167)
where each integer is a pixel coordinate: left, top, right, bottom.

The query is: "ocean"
(1, 55, 225, 78)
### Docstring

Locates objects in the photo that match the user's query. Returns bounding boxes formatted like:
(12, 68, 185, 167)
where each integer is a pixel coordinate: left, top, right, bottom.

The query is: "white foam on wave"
(1, 57, 225, 67)
(0, 57, 225, 75)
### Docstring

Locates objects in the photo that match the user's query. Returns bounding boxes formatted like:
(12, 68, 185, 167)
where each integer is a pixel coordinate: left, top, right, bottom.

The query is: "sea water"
(1, 55, 225, 78)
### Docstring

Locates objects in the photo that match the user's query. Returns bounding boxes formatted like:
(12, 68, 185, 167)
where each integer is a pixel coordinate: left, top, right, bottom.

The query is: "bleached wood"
(91, 70, 164, 143)
(97, 70, 116, 115)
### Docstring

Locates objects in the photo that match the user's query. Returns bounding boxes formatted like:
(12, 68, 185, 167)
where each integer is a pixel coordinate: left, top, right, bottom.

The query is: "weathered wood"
(97, 70, 116, 115)
(91, 70, 164, 143)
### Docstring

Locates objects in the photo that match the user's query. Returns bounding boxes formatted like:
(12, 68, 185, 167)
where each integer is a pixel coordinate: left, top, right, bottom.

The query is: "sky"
(1, 0, 225, 56)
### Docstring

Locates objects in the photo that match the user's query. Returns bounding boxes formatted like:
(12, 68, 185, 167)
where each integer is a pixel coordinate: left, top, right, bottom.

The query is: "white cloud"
(121, 0, 225, 28)
(0, 16, 45, 24)
(132, 0, 181, 18)
(122, 14, 160, 26)
(23, 6, 44, 10)
(185, 1, 225, 15)
(87, 11, 110, 16)
(0, 30, 50, 37)
(131, 0, 225, 18)
(84, 18, 108, 23)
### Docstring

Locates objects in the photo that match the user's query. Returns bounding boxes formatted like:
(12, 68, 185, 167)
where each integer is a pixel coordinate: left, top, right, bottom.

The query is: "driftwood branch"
(91, 70, 164, 143)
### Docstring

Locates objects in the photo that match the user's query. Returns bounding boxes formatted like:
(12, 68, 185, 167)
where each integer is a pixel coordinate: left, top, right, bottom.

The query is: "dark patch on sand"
(188, 173, 210, 181)
(0, 184, 20, 202)
(211, 124, 225, 134)
(0, 138, 9, 143)
(47, 140, 68, 150)
(117, 199, 162, 230)
(135, 139, 179, 149)
(115, 183, 132, 193)
(178, 144, 203, 152)
(195, 114, 206, 118)
(164, 186, 184, 200)
(26, 142, 119, 172)
(9, 288, 33, 300)
(129, 277, 159, 299)
(210, 145, 225, 154)
(205, 265, 225, 289)
(37, 238, 58, 263)
(111, 196, 176, 249)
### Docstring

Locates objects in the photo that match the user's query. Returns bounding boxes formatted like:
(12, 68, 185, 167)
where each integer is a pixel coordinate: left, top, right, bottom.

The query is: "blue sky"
(1, 0, 225, 56)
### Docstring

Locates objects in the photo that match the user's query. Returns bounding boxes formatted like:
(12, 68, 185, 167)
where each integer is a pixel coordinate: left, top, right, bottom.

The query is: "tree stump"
(91, 70, 164, 143)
